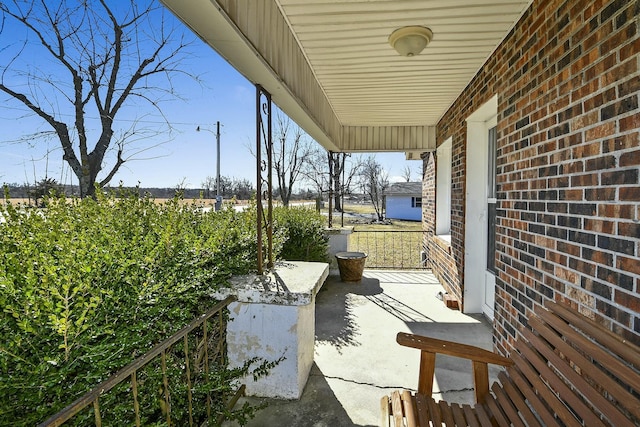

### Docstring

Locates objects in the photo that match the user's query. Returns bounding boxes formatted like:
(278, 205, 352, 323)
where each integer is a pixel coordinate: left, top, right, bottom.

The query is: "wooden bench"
(381, 301, 640, 426)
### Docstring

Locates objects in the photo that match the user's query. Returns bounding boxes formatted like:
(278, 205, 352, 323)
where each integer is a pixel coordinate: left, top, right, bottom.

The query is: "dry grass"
(348, 230, 424, 269)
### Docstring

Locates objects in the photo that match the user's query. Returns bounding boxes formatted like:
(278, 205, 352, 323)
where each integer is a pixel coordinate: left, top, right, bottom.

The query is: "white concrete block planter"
(211, 261, 329, 399)
(325, 227, 353, 275)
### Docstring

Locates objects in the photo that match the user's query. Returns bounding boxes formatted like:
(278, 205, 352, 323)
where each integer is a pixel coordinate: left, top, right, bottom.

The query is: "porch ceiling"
(161, 0, 532, 154)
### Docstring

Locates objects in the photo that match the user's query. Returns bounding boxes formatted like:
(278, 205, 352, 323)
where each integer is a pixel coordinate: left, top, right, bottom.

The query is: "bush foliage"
(0, 190, 328, 426)
(275, 206, 328, 263)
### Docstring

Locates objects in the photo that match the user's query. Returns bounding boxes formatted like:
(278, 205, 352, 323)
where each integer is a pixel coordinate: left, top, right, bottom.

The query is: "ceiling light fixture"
(388, 26, 433, 57)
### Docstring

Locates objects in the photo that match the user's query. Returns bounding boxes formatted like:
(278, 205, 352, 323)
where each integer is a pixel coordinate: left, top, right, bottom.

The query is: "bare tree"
(302, 147, 330, 198)
(273, 113, 315, 207)
(329, 152, 364, 211)
(201, 176, 216, 199)
(359, 156, 389, 221)
(229, 177, 254, 200)
(0, 0, 193, 198)
(302, 149, 362, 209)
(402, 165, 412, 182)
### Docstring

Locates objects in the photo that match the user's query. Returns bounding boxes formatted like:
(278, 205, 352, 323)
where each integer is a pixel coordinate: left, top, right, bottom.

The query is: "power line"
(0, 105, 209, 127)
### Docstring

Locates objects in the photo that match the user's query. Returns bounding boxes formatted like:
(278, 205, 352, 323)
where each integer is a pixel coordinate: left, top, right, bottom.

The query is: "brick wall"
(425, 0, 640, 352)
(422, 153, 463, 303)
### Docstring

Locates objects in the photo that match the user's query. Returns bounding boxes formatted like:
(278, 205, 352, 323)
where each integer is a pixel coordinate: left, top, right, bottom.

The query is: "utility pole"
(215, 121, 221, 211)
(197, 121, 223, 211)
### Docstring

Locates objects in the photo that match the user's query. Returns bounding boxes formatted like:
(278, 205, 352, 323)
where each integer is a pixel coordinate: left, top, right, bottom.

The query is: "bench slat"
(450, 403, 468, 426)
(426, 395, 443, 426)
(391, 391, 404, 426)
(497, 371, 542, 427)
(380, 396, 391, 427)
(438, 400, 456, 427)
(415, 392, 430, 426)
(537, 307, 640, 420)
(544, 302, 640, 368)
(380, 396, 389, 427)
(523, 325, 633, 427)
(530, 315, 640, 425)
(512, 347, 585, 427)
(521, 327, 611, 427)
(461, 404, 480, 427)
(401, 390, 417, 427)
(491, 381, 525, 427)
(483, 393, 510, 427)
(473, 404, 494, 427)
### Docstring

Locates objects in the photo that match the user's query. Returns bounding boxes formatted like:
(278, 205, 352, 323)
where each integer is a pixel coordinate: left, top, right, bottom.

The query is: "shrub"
(0, 192, 259, 425)
(0, 192, 328, 426)
(274, 206, 328, 263)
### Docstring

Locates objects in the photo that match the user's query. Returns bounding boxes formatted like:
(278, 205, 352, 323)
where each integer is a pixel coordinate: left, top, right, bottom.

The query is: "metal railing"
(39, 296, 241, 427)
(348, 229, 426, 269)
(348, 230, 426, 269)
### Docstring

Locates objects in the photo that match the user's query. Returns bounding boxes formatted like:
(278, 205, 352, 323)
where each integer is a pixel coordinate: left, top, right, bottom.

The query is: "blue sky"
(0, 2, 420, 190)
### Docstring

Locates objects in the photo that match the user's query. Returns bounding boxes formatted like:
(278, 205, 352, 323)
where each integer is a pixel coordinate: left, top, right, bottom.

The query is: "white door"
(464, 97, 497, 319)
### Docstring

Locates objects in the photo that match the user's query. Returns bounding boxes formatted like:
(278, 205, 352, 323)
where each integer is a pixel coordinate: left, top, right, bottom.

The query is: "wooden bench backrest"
(510, 301, 640, 427)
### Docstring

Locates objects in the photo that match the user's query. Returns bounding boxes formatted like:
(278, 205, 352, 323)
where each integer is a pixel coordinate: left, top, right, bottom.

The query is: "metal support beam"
(256, 85, 274, 274)
(328, 151, 333, 228)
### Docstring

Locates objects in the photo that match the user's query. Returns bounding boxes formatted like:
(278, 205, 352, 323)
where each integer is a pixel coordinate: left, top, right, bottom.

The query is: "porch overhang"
(161, 0, 531, 155)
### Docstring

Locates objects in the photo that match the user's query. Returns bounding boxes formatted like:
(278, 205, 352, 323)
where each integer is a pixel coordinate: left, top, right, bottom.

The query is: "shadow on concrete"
(364, 292, 435, 323)
(315, 275, 383, 352)
(404, 318, 501, 404)
(227, 363, 374, 427)
(227, 270, 496, 425)
(361, 270, 441, 285)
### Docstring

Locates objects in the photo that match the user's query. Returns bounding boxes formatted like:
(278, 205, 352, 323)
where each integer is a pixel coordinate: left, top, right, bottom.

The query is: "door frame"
(463, 95, 497, 318)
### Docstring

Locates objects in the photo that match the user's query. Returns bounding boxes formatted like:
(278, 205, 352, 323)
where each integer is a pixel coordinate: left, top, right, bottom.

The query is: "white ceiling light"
(389, 26, 433, 57)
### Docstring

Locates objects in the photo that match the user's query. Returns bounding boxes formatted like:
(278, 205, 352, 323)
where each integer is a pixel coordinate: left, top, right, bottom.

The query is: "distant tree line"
(2, 175, 321, 205)
(2, 180, 231, 203)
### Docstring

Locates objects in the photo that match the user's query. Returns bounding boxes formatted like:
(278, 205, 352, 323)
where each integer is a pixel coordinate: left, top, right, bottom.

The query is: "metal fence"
(348, 230, 426, 269)
(39, 296, 241, 427)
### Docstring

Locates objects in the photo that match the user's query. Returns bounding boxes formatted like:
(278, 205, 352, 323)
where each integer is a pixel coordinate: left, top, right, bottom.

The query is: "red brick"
(571, 111, 599, 130)
(598, 204, 636, 218)
(620, 150, 640, 167)
(601, 58, 638, 87)
(618, 222, 639, 238)
(618, 75, 640, 97)
(584, 53, 616, 83)
(584, 218, 615, 233)
(571, 48, 599, 75)
(602, 133, 639, 153)
(619, 113, 640, 132)
(584, 122, 616, 142)
(585, 88, 617, 112)
(620, 187, 640, 201)
(620, 35, 640, 61)
(617, 255, 640, 275)
(614, 290, 640, 312)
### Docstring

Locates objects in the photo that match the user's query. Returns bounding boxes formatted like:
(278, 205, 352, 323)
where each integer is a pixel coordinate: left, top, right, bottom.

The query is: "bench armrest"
(397, 332, 512, 366)
(396, 332, 512, 403)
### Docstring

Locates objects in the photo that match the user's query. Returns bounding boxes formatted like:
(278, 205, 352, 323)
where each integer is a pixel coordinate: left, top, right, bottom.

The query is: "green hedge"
(0, 191, 328, 426)
(275, 206, 328, 263)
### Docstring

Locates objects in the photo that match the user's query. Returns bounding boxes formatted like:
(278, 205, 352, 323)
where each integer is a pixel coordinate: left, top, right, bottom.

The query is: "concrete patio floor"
(228, 270, 501, 427)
